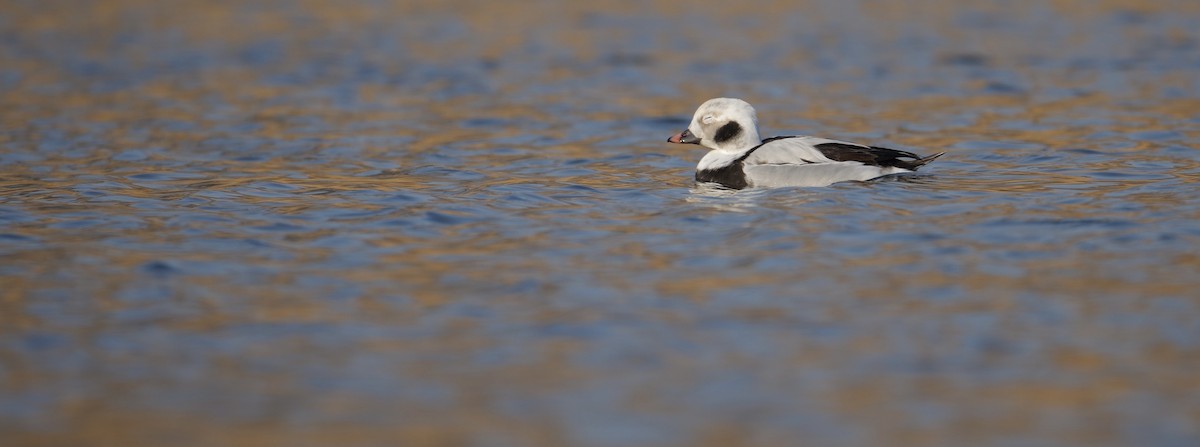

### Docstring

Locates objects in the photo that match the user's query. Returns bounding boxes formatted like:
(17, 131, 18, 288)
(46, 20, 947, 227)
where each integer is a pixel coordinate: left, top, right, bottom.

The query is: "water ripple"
(3, 1, 1200, 446)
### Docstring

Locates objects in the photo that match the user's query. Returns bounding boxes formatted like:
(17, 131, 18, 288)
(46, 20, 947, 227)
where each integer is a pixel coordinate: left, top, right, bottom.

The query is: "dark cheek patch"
(714, 121, 742, 143)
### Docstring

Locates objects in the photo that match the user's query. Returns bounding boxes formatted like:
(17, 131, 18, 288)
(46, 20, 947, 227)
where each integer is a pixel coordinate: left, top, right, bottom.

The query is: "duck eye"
(702, 115, 715, 124)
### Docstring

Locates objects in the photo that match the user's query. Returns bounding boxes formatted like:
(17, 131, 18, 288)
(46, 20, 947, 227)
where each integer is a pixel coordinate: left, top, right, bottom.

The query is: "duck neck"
(713, 126, 761, 153)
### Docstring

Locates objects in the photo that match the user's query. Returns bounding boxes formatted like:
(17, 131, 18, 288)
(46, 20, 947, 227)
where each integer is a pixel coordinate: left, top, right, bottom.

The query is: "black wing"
(813, 142, 936, 170)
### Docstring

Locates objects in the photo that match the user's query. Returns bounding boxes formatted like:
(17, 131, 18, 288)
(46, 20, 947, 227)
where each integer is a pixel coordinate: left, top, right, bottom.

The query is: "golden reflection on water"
(3, 0, 1200, 446)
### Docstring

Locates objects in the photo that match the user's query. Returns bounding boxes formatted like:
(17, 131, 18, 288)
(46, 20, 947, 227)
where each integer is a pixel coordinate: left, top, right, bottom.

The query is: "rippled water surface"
(3, 1, 1200, 446)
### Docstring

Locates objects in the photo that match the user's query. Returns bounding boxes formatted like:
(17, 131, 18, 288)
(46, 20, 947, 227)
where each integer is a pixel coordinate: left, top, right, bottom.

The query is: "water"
(2, 1, 1200, 446)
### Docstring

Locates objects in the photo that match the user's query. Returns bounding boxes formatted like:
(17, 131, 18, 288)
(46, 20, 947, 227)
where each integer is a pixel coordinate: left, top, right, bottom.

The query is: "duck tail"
(908, 152, 945, 170)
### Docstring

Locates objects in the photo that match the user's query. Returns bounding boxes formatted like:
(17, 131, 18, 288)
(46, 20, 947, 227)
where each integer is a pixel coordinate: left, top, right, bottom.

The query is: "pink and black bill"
(667, 129, 701, 144)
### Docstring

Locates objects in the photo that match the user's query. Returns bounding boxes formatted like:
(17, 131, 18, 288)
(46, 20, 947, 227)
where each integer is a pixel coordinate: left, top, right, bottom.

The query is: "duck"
(666, 98, 944, 189)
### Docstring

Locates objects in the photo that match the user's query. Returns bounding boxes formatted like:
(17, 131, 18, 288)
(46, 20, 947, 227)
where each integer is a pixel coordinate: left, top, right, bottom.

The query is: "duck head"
(667, 98, 762, 152)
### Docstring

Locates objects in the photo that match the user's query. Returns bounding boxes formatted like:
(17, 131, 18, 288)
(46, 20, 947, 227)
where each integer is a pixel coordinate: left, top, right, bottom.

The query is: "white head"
(666, 98, 762, 152)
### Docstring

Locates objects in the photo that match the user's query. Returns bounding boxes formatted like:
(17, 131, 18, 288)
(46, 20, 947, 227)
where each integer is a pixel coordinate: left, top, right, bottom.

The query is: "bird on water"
(666, 98, 944, 189)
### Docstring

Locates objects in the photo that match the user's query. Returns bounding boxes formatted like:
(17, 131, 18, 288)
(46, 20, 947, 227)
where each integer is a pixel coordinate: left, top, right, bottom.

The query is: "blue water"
(2, 1, 1200, 446)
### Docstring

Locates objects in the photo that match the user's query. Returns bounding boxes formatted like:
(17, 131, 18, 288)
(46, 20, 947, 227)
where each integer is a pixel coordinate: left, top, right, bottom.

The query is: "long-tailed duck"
(666, 98, 944, 189)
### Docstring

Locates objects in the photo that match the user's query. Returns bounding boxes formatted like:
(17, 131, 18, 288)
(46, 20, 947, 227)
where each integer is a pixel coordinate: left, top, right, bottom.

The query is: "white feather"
(696, 149, 745, 171)
(744, 163, 908, 188)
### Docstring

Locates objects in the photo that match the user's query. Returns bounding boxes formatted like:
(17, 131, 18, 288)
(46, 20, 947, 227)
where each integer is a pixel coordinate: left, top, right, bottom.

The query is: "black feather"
(695, 160, 748, 189)
(813, 142, 939, 170)
(714, 122, 742, 143)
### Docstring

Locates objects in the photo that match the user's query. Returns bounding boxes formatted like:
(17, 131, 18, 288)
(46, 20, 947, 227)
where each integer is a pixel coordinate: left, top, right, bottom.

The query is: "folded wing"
(746, 136, 940, 170)
(738, 136, 942, 187)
